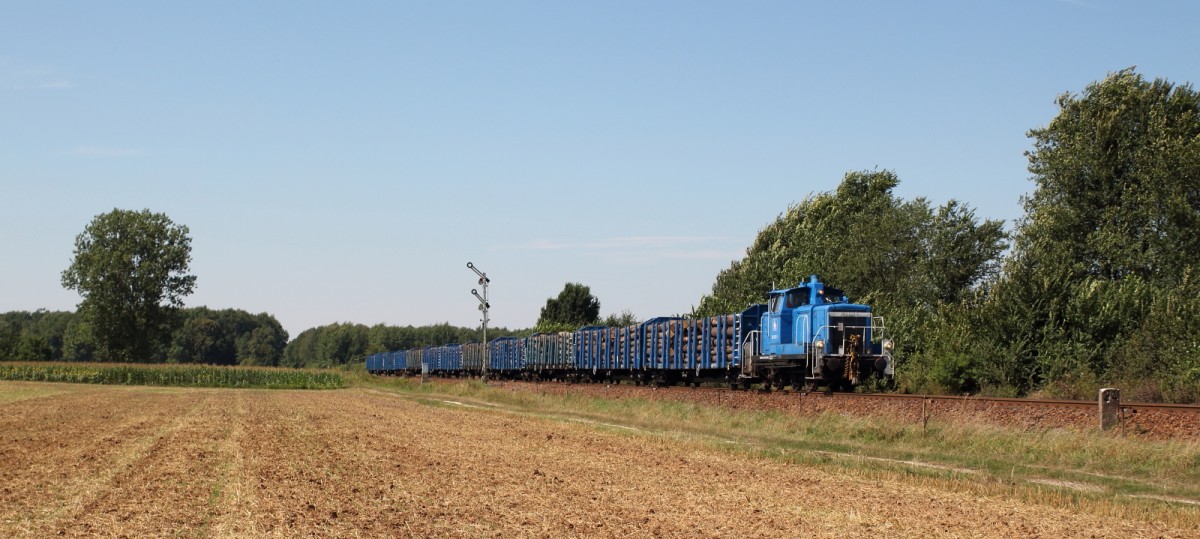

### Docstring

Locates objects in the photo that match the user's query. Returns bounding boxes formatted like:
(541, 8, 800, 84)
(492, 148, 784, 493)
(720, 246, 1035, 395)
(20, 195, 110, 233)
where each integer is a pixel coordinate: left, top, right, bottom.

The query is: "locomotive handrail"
(741, 330, 761, 376)
(812, 323, 888, 341)
(741, 330, 760, 354)
(794, 314, 810, 350)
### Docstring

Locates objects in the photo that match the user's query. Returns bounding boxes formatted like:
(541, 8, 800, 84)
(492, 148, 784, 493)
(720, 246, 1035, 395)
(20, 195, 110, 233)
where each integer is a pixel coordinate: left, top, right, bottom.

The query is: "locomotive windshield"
(785, 288, 809, 308)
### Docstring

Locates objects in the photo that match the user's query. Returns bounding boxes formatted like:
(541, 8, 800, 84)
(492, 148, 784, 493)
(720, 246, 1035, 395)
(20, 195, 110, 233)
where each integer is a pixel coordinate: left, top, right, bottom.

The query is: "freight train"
(366, 275, 893, 391)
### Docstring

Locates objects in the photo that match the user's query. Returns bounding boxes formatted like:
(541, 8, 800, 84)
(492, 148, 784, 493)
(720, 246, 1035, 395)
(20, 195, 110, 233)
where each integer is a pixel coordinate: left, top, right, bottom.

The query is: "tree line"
(279, 290, 641, 368)
(279, 322, 527, 368)
(0, 307, 534, 370)
(0, 307, 287, 366)
(698, 69, 1200, 403)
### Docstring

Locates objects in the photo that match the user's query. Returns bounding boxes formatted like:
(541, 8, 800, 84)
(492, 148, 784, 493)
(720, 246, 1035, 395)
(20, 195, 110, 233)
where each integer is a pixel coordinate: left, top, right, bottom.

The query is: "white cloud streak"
(3, 59, 74, 90)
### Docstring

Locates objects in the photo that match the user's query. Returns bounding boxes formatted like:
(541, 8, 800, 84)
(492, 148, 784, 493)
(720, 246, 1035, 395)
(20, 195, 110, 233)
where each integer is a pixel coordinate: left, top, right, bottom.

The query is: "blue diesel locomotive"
(366, 275, 893, 391)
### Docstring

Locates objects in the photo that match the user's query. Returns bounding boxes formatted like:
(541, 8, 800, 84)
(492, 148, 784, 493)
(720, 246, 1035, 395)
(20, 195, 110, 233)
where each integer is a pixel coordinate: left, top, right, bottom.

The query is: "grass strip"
(364, 376, 1200, 526)
(0, 362, 343, 389)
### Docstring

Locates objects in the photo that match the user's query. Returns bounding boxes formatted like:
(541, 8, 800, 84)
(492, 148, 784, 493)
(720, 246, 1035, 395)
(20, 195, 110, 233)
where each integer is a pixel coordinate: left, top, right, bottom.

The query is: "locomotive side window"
(785, 287, 809, 308)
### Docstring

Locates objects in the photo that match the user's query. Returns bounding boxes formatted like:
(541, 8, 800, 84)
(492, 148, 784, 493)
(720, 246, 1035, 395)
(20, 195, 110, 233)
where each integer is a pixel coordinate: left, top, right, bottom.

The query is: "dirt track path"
(0, 382, 1191, 538)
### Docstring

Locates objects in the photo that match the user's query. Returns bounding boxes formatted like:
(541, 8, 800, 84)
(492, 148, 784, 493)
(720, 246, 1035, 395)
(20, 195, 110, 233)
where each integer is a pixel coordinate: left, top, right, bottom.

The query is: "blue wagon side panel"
(423, 346, 438, 371)
(462, 342, 485, 372)
(407, 348, 422, 371)
(436, 344, 463, 372)
(637, 317, 683, 371)
(573, 325, 635, 372)
(489, 337, 524, 371)
(525, 332, 574, 372)
(574, 327, 603, 372)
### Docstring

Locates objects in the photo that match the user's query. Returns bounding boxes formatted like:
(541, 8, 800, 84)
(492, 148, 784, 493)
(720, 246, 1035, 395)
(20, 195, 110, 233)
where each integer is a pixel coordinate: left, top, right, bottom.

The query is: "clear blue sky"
(3, 1, 1197, 338)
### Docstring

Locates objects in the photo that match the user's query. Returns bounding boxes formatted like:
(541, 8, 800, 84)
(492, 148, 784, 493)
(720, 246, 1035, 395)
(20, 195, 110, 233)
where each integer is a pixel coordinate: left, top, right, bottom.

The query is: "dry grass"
(0, 381, 70, 404)
(380, 379, 1200, 523)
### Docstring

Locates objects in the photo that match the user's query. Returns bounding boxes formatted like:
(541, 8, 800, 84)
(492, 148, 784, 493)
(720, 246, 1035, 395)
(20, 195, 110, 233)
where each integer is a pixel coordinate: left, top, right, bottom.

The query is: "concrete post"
(1099, 388, 1121, 430)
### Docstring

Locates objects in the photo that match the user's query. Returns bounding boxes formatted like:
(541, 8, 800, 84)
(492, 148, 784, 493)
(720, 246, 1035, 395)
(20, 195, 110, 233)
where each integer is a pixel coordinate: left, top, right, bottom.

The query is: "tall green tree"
(61, 209, 197, 362)
(536, 283, 601, 331)
(1016, 68, 1200, 286)
(989, 68, 1200, 398)
(697, 170, 1006, 317)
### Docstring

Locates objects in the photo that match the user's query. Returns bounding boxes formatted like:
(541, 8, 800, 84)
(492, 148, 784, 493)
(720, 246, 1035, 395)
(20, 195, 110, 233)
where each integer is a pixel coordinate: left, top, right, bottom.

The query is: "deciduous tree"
(61, 209, 197, 362)
(536, 283, 601, 331)
(988, 69, 1200, 397)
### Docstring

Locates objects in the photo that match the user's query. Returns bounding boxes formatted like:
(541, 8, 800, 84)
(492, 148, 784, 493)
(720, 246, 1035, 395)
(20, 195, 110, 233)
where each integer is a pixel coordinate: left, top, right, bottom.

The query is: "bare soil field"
(0, 381, 1194, 538)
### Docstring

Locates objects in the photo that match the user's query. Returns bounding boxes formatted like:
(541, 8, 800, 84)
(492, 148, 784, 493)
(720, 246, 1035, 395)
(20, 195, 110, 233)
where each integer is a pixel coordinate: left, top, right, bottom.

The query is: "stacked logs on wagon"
(462, 342, 485, 371)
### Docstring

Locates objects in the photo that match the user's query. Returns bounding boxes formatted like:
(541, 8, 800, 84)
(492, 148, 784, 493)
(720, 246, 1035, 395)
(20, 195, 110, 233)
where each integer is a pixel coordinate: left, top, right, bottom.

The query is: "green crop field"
(0, 362, 344, 389)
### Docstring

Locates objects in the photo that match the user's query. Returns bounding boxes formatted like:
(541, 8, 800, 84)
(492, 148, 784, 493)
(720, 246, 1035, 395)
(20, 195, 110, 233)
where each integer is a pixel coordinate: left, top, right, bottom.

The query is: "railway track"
(425, 378, 1200, 437)
(624, 383, 1200, 414)
(825, 392, 1200, 414)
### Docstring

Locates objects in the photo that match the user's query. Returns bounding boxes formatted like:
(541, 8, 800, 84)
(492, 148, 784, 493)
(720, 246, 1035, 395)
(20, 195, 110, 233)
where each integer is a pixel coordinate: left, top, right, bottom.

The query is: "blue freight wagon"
(489, 336, 524, 373)
(426, 344, 463, 375)
(524, 332, 574, 380)
(575, 325, 636, 376)
(406, 348, 423, 373)
(462, 342, 485, 374)
(398, 348, 412, 374)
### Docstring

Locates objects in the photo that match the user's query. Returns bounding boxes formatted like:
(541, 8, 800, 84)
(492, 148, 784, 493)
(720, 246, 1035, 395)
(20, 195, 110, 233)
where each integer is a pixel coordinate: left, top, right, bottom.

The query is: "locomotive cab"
(745, 275, 893, 390)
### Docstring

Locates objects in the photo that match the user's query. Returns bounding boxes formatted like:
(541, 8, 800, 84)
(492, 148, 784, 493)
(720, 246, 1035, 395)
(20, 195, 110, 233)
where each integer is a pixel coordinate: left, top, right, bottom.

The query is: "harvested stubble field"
(0, 381, 1195, 538)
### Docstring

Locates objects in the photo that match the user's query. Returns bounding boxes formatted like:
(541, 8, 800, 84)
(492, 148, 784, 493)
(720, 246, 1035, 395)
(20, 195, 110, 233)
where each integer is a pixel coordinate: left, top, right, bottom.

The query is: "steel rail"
(640, 384, 1200, 413)
(840, 392, 1200, 413)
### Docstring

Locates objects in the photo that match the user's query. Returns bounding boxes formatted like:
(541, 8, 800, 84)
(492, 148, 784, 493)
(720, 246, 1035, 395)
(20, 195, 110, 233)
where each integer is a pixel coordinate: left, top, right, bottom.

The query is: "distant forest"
(0, 309, 521, 369)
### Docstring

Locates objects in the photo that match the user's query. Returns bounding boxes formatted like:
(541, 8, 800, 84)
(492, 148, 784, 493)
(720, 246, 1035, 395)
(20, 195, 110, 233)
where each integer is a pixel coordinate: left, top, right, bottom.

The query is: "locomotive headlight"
(883, 339, 894, 352)
(813, 339, 825, 351)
